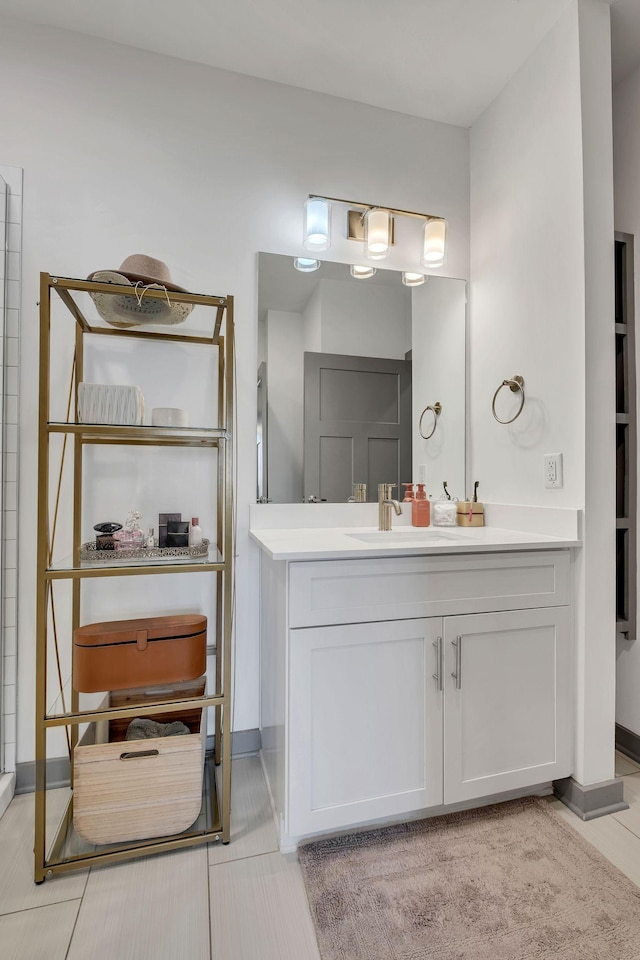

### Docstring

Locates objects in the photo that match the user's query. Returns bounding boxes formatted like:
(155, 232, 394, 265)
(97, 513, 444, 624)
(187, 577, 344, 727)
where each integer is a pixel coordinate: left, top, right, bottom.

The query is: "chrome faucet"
(378, 483, 402, 531)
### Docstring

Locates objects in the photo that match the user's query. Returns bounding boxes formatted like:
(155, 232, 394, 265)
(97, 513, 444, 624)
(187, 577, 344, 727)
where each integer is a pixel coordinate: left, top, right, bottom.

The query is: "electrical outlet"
(544, 453, 563, 489)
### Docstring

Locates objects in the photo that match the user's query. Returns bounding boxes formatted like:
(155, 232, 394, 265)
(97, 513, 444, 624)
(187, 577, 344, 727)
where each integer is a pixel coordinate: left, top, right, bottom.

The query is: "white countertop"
(249, 524, 581, 561)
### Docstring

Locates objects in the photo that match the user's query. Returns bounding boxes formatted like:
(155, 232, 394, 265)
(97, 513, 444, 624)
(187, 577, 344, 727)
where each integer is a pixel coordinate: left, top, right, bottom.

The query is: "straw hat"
(87, 256, 193, 328)
(89, 255, 189, 292)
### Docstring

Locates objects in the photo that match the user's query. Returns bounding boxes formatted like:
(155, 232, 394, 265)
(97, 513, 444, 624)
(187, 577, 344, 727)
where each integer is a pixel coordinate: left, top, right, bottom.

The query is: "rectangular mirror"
(257, 252, 466, 504)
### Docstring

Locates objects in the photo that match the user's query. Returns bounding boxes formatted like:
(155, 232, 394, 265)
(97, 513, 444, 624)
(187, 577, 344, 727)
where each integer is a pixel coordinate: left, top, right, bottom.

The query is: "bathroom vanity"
(251, 516, 579, 850)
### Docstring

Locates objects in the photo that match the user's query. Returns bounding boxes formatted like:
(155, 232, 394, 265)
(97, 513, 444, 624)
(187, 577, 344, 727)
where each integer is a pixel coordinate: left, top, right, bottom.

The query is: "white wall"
(576, 0, 616, 789)
(315, 278, 411, 360)
(302, 287, 322, 355)
(411, 277, 467, 499)
(470, 4, 585, 508)
(0, 16, 470, 761)
(470, 0, 616, 785)
(613, 59, 640, 737)
(266, 310, 304, 504)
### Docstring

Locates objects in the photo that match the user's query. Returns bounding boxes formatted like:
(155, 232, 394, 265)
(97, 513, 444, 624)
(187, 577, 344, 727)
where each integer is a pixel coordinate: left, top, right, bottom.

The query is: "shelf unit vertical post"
(34, 274, 52, 883)
(221, 298, 234, 840)
(215, 336, 225, 767)
(71, 318, 84, 766)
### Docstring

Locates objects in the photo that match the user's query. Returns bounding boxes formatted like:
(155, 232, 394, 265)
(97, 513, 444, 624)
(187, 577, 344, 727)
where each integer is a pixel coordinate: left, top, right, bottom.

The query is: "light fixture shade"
(293, 257, 321, 272)
(422, 218, 447, 268)
(303, 197, 330, 251)
(402, 272, 426, 287)
(364, 208, 391, 260)
(350, 264, 377, 279)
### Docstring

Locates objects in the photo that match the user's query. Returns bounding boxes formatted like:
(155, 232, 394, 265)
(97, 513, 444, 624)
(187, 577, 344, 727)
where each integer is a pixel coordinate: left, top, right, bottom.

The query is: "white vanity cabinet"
(259, 548, 573, 847)
(288, 617, 444, 837)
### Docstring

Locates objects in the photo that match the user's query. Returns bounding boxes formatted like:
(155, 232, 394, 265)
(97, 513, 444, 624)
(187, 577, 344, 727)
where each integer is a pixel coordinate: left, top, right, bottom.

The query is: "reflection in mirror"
(257, 253, 466, 504)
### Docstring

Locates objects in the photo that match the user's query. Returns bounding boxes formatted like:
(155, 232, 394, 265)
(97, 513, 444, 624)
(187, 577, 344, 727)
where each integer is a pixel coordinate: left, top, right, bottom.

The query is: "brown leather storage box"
(73, 614, 207, 692)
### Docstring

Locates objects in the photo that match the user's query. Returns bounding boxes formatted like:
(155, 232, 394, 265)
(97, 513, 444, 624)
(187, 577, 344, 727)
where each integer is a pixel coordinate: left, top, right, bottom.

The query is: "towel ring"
(492, 375, 525, 424)
(419, 402, 442, 440)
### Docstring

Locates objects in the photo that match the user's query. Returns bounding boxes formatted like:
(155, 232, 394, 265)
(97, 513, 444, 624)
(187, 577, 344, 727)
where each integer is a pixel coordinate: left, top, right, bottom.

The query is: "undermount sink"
(347, 529, 476, 544)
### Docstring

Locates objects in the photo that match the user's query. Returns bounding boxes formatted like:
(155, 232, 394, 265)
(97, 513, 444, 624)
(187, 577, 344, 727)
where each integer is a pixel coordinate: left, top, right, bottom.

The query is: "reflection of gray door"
(304, 352, 412, 502)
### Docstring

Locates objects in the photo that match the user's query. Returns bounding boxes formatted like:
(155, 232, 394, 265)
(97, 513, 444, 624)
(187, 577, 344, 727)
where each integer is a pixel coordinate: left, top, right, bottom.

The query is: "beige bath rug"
(298, 797, 640, 960)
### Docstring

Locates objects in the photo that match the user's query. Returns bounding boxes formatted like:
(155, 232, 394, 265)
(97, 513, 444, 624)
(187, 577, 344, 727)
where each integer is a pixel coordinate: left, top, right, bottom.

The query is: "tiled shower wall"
(0, 164, 22, 776)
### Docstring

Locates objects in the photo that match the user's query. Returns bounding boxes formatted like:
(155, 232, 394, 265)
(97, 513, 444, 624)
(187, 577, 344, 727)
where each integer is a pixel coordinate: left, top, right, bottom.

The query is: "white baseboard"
(0, 772, 16, 820)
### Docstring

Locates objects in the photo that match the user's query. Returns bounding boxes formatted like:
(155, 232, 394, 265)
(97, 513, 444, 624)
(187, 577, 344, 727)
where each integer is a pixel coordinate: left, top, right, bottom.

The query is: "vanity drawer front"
(289, 551, 570, 627)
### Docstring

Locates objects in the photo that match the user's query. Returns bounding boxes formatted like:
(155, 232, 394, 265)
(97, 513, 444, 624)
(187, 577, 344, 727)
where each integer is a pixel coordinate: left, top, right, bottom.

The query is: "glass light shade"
(350, 264, 377, 279)
(402, 272, 426, 287)
(303, 197, 330, 251)
(293, 257, 321, 272)
(422, 218, 447, 268)
(364, 208, 391, 260)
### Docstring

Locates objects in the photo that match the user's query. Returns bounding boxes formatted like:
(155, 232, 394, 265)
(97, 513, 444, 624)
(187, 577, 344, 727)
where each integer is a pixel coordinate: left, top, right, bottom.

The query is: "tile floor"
(2, 752, 640, 959)
(0, 756, 320, 960)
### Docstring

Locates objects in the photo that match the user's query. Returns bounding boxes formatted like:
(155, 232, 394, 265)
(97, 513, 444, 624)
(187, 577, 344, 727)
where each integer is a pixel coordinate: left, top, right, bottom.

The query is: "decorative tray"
(79, 538, 210, 563)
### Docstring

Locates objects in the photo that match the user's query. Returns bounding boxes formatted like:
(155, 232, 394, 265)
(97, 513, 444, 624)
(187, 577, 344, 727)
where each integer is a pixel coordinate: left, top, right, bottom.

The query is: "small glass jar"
(113, 510, 145, 550)
(432, 501, 458, 527)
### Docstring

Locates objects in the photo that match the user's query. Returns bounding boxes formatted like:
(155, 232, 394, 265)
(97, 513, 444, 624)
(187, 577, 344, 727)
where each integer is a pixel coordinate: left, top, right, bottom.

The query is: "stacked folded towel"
(125, 718, 190, 740)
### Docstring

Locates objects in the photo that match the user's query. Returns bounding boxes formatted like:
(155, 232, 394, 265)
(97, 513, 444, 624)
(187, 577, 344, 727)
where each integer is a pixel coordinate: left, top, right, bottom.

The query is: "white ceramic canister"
(151, 407, 189, 427)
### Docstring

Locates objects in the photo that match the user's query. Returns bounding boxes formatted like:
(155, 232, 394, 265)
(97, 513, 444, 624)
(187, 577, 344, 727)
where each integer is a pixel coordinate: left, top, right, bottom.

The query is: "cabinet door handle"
(451, 636, 462, 689)
(432, 636, 443, 691)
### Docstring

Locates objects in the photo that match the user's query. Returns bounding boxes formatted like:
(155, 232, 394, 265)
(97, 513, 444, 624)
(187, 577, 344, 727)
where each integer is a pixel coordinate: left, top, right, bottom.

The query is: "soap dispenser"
(412, 483, 430, 527)
(402, 483, 415, 502)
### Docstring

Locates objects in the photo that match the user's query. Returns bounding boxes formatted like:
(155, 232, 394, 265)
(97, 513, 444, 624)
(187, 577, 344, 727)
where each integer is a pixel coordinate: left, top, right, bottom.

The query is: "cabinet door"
(444, 607, 572, 804)
(288, 618, 443, 838)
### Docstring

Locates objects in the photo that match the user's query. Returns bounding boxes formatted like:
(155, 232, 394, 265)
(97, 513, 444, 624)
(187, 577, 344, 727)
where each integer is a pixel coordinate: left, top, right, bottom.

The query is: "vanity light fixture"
(422, 217, 447, 269)
(293, 257, 321, 272)
(350, 264, 377, 279)
(305, 194, 447, 270)
(303, 197, 330, 252)
(402, 272, 427, 287)
(364, 208, 392, 260)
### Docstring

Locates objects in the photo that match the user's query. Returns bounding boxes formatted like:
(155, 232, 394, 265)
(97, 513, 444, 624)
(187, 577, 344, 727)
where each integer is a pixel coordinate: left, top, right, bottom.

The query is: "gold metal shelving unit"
(34, 273, 234, 882)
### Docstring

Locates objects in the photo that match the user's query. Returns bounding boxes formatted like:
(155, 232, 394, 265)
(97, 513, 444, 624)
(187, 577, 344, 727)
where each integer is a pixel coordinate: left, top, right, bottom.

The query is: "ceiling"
(0, 0, 638, 127)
